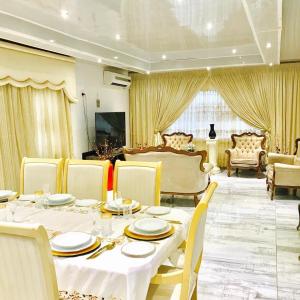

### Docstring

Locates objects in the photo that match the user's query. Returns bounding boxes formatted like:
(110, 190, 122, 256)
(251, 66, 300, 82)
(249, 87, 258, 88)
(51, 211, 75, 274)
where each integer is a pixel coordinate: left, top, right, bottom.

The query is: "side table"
(206, 138, 221, 175)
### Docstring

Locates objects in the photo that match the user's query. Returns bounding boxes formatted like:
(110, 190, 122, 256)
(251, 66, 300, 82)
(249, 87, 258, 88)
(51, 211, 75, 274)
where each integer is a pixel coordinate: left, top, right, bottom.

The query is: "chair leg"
(267, 184, 270, 191)
(193, 195, 199, 207)
(297, 204, 300, 231)
(256, 166, 260, 178)
(227, 165, 231, 177)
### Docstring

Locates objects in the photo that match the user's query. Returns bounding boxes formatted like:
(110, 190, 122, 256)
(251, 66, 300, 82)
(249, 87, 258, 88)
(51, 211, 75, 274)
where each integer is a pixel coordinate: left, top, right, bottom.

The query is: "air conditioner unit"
(103, 71, 131, 88)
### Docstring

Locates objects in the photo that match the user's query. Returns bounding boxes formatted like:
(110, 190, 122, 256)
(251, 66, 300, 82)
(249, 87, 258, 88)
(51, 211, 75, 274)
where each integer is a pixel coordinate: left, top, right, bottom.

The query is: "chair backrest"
(180, 182, 218, 299)
(20, 157, 64, 194)
(231, 132, 266, 159)
(113, 160, 161, 206)
(124, 146, 207, 194)
(0, 222, 59, 300)
(63, 159, 110, 201)
(162, 132, 193, 150)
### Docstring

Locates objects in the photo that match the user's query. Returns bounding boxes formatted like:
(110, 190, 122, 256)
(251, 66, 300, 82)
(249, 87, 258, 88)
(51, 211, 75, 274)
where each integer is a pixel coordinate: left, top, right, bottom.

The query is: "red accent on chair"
(108, 163, 113, 191)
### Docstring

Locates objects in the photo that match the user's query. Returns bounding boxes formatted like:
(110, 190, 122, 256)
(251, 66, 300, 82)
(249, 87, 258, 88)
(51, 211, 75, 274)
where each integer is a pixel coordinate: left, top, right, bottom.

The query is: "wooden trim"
(230, 132, 266, 149)
(161, 132, 193, 146)
(294, 138, 300, 155)
(123, 146, 207, 172)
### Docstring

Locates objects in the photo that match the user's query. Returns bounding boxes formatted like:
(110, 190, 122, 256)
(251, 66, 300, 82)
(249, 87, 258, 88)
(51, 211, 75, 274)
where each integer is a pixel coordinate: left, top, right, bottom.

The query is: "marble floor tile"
(169, 169, 300, 299)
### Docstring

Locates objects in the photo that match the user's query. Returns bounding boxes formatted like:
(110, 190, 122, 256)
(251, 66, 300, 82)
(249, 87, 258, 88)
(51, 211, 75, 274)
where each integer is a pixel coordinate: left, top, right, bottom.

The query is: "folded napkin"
(0, 192, 18, 202)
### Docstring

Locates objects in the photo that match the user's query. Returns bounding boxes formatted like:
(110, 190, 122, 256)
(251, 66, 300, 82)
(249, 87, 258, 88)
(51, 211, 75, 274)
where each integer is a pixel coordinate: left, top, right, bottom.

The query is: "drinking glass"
(7, 202, 18, 222)
(100, 212, 112, 237)
(114, 191, 122, 217)
(34, 190, 44, 209)
(122, 198, 132, 219)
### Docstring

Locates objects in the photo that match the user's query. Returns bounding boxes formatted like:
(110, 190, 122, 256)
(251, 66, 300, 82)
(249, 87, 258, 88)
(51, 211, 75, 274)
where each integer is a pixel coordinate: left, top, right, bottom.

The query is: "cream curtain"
(0, 85, 73, 191)
(129, 71, 209, 146)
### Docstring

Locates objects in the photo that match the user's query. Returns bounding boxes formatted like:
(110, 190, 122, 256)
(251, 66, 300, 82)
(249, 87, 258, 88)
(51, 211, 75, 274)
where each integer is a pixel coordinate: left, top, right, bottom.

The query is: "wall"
(72, 59, 130, 158)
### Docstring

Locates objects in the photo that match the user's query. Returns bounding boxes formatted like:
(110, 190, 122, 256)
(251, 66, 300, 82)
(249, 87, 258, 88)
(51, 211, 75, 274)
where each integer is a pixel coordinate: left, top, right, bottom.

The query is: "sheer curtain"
(166, 91, 259, 166)
(0, 85, 72, 190)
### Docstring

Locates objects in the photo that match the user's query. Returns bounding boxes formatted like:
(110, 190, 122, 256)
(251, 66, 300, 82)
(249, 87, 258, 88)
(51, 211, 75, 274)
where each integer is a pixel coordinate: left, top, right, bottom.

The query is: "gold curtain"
(129, 71, 209, 146)
(0, 85, 73, 190)
(129, 63, 300, 163)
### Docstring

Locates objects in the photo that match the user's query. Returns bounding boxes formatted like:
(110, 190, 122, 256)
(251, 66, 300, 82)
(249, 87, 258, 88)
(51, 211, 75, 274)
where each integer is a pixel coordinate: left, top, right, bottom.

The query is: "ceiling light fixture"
(269, 62, 273, 66)
(206, 22, 213, 30)
(97, 58, 102, 63)
(162, 54, 167, 60)
(146, 71, 150, 75)
(115, 34, 121, 40)
(60, 9, 69, 19)
(266, 42, 272, 49)
(49, 39, 55, 43)
(114, 56, 118, 60)
(232, 49, 237, 54)
(206, 66, 211, 71)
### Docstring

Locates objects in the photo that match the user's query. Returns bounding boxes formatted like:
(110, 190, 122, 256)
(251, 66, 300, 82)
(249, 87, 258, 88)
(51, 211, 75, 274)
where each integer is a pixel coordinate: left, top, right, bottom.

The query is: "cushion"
(231, 159, 258, 165)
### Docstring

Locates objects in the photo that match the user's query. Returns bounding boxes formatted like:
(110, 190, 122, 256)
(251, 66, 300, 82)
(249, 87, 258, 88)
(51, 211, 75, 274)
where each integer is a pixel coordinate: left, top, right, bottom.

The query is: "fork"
(86, 241, 116, 259)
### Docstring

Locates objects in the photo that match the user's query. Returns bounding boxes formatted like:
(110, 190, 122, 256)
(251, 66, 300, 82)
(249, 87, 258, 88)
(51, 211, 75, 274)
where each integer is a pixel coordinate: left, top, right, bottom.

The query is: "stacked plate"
(0, 190, 15, 202)
(125, 218, 174, 241)
(51, 232, 100, 257)
(103, 199, 140, 214)
(47, 194, 74, 206)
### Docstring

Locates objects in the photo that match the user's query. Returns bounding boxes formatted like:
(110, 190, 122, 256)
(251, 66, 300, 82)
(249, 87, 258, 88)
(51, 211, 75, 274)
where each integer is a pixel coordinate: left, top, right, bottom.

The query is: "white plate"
(0, 190, 13, 199)
(134, 218, 168, 234)
(129, 223, 171, 236)
(75, 199, 99, 207)
(146, 206, 171, 216)
(18, 194, 36, 201)
(48, 197, 74, 206)
(121, 241, 156, 257)
(51, 232, 94, 252)
(105, 199, 138, 211)
(47, 194, 72, 205)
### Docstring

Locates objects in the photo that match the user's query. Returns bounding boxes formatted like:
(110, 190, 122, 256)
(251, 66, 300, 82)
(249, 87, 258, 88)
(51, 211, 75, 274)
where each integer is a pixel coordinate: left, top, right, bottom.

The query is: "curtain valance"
(0, 41, 77, 102)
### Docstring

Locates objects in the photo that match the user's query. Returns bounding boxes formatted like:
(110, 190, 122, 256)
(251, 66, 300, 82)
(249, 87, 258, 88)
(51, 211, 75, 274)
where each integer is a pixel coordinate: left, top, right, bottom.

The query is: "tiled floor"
(163, 170, 300, 300)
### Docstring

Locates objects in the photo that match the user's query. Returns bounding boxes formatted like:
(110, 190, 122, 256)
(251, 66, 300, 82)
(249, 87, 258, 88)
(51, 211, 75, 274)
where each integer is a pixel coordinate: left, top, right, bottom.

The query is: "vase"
(209, 124, 216, 139)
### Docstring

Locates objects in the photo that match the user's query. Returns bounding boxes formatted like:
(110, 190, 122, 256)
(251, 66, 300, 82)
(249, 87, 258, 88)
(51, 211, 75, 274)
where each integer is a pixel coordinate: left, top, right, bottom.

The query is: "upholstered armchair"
(266, 138, 300, 200)
(161, 132, 193, 150)
(225, 132, 266, 177)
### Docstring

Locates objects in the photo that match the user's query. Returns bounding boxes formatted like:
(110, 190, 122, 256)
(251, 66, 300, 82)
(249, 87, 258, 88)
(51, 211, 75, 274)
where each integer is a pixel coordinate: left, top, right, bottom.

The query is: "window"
(167, 91, 259, 139)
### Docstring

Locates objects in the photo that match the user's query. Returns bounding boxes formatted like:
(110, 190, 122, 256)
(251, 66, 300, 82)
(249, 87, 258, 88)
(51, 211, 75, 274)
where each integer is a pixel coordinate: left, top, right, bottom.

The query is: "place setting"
(0, 190, 18, 203)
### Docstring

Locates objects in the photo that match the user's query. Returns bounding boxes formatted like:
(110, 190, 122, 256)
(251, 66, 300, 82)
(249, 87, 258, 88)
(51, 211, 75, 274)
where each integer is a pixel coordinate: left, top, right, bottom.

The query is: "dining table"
(0, 197, 191, 300)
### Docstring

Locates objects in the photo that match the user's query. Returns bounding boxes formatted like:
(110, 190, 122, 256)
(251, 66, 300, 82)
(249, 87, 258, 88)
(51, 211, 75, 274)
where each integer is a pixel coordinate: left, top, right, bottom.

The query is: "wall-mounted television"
(95, 112, 126, 148)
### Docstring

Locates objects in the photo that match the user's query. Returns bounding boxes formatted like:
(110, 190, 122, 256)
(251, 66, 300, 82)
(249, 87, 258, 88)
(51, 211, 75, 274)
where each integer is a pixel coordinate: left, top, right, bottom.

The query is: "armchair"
(162, 132, 193, 150)
(225, 132, 266, 177)
(266, 138, 300, 201)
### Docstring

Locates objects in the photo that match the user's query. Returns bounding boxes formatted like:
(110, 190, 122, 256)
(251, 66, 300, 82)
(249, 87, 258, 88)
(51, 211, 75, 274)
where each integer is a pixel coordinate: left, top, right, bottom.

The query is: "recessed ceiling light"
(206, 66, 211, 71)
(269, 62, 273, 66)
(206, 22, 213, 30)
(232, 49, 237, 54)
(146, 71, 150, 75)
(162, 54, 167, 60)
(114, 56, 118, 60)
(115, 34, 121, 40)
(97, 58, 102, 63)
(60, 9, 69, 19)
(239, 56, 242, 59)
(49, 39, 55, 43)
(266, 42, 272, 49)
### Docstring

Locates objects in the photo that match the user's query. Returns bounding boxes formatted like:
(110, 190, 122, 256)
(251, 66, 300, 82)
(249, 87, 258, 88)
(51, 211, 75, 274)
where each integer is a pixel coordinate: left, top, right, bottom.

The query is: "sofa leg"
(235, 168, 238, 176)
(227, 166, 231, 177)
(193, 195, 199, 207)
(297, 204, 300, 231)
(256, 167, 260, 178)
(271, 186, 275, 200)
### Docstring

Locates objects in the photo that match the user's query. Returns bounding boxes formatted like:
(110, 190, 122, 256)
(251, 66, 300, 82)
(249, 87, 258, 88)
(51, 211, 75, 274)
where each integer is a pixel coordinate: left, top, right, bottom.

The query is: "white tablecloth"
(2, 203, 191, 300)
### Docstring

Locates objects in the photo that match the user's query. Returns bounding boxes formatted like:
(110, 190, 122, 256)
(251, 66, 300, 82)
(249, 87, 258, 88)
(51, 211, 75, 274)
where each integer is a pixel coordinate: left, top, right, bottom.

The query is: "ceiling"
(0, 0, 298, 73)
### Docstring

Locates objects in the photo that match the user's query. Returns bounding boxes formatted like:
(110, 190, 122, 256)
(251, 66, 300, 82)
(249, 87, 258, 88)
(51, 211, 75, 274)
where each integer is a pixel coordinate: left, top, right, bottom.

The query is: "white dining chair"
(113, 160, 162, 206)
(20, 157, 64, 194)
(0, 222, 59, 300)
(146, 181, 218, 300)
(63, 159, 110, 201)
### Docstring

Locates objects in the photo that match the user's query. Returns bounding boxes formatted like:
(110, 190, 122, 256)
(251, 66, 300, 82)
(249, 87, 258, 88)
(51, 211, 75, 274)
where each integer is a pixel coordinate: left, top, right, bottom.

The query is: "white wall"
(72, 59, 130, 158)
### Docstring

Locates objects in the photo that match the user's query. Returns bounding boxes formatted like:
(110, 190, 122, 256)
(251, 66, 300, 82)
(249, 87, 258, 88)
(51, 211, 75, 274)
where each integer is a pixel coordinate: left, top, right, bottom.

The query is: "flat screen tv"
(95, 112, 126, 148)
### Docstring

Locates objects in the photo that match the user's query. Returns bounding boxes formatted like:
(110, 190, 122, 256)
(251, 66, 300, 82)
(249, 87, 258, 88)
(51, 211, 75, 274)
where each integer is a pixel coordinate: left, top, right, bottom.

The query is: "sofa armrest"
(203, 163, 213, 173)
(267, 153, 295, 165)
(273, 163, 300, 186)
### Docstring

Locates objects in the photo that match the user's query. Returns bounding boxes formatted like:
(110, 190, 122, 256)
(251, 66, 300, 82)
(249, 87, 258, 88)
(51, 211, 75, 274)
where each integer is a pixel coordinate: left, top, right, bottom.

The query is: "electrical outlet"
(96, 99, 100, 108)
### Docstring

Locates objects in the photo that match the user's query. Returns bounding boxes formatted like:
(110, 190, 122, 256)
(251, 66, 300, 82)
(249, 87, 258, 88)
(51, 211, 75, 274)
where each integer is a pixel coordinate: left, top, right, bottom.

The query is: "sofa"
(161, 132, 193, 150)
(123, 146, 213, 206)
